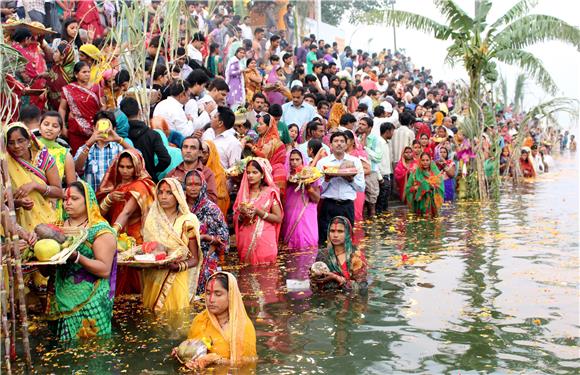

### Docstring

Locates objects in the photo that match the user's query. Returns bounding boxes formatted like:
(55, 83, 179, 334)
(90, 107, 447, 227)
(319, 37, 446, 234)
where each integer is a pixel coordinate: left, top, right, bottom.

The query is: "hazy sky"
(341, 0, 579, 129)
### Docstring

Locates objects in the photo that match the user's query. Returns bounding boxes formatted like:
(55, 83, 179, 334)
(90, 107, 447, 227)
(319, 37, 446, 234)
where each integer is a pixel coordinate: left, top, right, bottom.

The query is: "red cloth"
(75, 0, 105, 38)
(61, 83, 102, 154)
(12, 41, 47, 110)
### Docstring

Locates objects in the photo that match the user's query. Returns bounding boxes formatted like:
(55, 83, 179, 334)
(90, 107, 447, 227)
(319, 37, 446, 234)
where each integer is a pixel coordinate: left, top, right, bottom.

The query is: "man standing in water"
(316, 132, 365, 244)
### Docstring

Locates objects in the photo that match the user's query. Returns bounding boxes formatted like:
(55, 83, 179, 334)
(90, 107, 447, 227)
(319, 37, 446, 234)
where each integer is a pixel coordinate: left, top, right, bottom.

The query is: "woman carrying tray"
(141, 178, 202, 313)
(47, 181, 117, 341)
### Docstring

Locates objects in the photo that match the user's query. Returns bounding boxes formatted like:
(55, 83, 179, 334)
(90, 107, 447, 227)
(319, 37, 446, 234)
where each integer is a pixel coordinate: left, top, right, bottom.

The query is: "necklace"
(67, 217, 88, 227)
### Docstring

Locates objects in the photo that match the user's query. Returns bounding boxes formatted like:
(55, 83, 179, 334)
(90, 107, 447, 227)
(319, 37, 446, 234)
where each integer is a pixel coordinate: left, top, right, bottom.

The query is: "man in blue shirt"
(281, 86, 317, 130)
(316, 131, 365, 244)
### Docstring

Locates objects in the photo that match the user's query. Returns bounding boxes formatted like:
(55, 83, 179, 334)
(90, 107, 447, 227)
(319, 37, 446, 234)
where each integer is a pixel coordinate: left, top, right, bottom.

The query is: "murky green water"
(18, 153, 579, 374)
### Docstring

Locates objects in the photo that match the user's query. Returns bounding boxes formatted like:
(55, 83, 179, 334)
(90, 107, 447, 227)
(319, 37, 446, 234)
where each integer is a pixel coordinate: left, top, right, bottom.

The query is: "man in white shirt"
(377, 122, 395, 213)
(281, 86, 317, 130)
(240, 16, 253, 41)
(186, 32, 205, 64)
(391, 111, 416, 171)
(185, 77, 229, 136)
(153, 80, 193, 137)
(201, 106, 242, 169)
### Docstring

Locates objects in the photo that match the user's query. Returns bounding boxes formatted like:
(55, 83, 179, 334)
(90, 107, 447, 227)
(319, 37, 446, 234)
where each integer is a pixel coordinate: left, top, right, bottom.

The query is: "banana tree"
(365, 0, 580, 200)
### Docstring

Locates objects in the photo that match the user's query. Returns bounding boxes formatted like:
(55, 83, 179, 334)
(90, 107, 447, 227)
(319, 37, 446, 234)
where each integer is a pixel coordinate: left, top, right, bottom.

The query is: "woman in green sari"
(47, 180, 117, 341)
(310, 216, 368, 293)
(405, 152, 445, 217)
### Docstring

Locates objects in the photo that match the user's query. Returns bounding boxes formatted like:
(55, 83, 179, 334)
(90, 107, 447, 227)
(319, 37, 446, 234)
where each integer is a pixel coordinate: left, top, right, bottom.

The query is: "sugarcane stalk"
(0, 207, 13, 373)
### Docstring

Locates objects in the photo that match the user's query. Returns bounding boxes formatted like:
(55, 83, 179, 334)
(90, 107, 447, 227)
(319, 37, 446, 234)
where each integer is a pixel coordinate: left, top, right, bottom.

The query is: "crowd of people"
(1, 0, 572, 370)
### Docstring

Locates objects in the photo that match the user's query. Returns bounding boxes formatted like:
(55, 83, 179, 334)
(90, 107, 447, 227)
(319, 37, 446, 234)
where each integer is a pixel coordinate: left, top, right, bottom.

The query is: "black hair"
(282, 53, 292, 61)
(208, 78, 229, 92)
(208, 273, 229, 291)
(374, 106, 386, 117)
(6, 126, 30, 141)
(40, 111, 64, 129)
(254, 27, 264, 34)
(399, 111, 416, 126)
(343, 129, 355, 141)
(317, 100, 330, 110)
(153, 64, 168, 80)
(288, 123, 299, 135)
(19, 105, 41, 123)
(380, 122, 395, 135)
(252, 92, 266, 102)
(339, 113, 356, 126)
(61, 18, 82, 47)
(182, 136, 202, 150)
(192, 32, 205, 42)
(270, 35, 281, 43)
(308, 138, 323, 155)
(304, 74, 317, 83)
(289, 148, 303, 161)
(290, 86, 305, 95)
(330, 131, 348, 143)
(72, 61, 90, 81)
(269, 104, 283, 118)
(261, 114, 271, 125)
(186, 69, 210, 86)
(120, 97, 140, 118)
(149, 35, 163, 48)
(95, 111, 117, 129)
(246, 159, 265, 175)
(360, 117, 373, 128)
(216, 106, 235, 130)
(12, 27, 32, 43)
(115, 69, 131, 86)
(168, 80, 191, 97)
(68, 181, 86, 197)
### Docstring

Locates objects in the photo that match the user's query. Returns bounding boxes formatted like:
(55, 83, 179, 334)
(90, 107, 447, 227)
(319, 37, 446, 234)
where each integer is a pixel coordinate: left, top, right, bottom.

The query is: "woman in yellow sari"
(202, 140, 230, 216)
(5, 123, 63, 232)
(186, 272, 257, 369)
(141, 178, 203, 313)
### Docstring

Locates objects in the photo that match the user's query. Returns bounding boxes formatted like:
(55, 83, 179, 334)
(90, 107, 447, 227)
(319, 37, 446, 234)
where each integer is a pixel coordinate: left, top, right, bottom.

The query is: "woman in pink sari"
(75, 0, 105, 38)
(394, 146, 417, 204)
(233, 158, 283, 265)
(59, 61, 103, 154)
(11, 27, 48, 110)
(252, 114, 288, 197)
(263, 64, 287, 106)
(282, 149, 320, 250)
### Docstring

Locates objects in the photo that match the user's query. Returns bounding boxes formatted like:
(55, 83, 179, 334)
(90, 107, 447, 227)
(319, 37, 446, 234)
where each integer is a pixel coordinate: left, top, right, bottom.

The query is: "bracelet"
(119, 138, 125, 146)
(83, 145, 91, 153)
(113, 222, 122, 232)
(262, 212, 269, 220)
(42, 184, 50, 197)
(74, 251, 81, 264)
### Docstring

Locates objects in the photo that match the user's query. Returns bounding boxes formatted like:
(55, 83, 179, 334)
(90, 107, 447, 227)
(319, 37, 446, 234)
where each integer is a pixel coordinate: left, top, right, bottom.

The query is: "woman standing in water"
(405, 152, 445, 217)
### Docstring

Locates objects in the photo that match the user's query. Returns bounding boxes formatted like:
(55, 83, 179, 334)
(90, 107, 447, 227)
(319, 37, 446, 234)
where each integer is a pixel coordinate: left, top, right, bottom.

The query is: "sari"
(97, 150, 156, 295)
(187, 272, 257, 364)
(38, 137, 68, 182)
(49, 180, 116, 341)
(12, 41, 47, 110)
(62, 82, 102, 154)
(435, 148, 456, 202)
(405, 162, 445, 217)
(184, 170, 229, 294)
(244, 67, 262, 104)
(75, 0, 105, 38)
(394, 147, 417, 204)
(347, 133, 369, 222)
(314, 216, 368, 292)
(46, 43, 75, 110)
(328, 102, 347, 129)
(281, 149, 319, 250)
(520, 155, 536, 178)
(5, 123, 57, 232)
(253, 117, 287, 196)
(204, 140, 230, 216)
(233, 158, 282, 265)
(225, 56, 245, 108)
(264, 65, 285, 106)
(142, 178, 203, 313)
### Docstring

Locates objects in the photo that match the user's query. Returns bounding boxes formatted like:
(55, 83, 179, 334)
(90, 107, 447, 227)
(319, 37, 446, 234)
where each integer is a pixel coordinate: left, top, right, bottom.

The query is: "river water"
(20, 152, 579, 374)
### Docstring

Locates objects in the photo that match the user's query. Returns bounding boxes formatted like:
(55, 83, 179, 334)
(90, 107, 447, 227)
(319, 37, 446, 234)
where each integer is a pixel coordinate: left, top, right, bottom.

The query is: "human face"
(358, 120, 370, 134)
(64, 186, 86, 218)
(521, 151, 529, 161)
(7, 128, 30, 159)
(331, 135, 347, 154)
(304, 96, 315, 106)
(66, 22, 78, 39)
(253, 97, 265, 112)
(318, 105, 329, 118)
(413, 143, 422, 156)
(212, 89, 228, 105)
(200, 142, 210, 164)
(75, 65, 91, 84)
(39, 115, 61, 141)
(420, 134, 429, 147)
(234, 123, 247, 135)
(248, 59, 257, 69)
(420, 154, 431, 169)
(52, 49, 63, 63)
(181, 138, 199, 163)
(436, 127, 446, 138)
(314, 124, 325, 139)
(206, 277, 229, 316)
(185, 174, 202, 202)
(403, 147, 413, 161)
(246, 163, 263, 186)
(236, 49, 246, 59)
(117, 156, 135, 182)
(340, 80, 347, 89)
(256, 117, 269, 135)
(288, 126, 298, 141)
(329, 221, 346, 247)
(440, 147, 448, 160)
(415, 106, 424, 117)
(289, 152, 303, 170)
(157, 181, 178, 211)
(210, 112, 223, 131)
(291, 92, 304, 107)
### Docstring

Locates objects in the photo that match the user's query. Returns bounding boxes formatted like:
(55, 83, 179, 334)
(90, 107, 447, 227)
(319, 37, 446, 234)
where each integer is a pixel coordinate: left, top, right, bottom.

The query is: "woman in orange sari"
(202, 140, 230, 216)
(233, 159, 283, 265)
(97, 150, 155, 294)
(251, 114, 287, 196)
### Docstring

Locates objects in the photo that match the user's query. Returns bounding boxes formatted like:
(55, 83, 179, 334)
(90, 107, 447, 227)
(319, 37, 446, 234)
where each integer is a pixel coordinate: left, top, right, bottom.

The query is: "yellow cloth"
(204, 140, 230, 216)
(142, 178, 202, 313)
(5, 124, 56, 232)
(187, 272, 257, 364)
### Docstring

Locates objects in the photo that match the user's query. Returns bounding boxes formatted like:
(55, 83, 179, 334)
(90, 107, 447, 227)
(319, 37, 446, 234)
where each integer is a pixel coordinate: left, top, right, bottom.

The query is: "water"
(19, 153, 579, 374)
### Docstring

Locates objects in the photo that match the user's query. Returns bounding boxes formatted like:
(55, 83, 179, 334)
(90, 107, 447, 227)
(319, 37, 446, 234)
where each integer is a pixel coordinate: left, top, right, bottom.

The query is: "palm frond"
(499, 74, 508, 108)
(495, 49, 558, 95)
(490, 0, 537, 29)
(368, 9, 454, 40)
(474, 0, 492, 25)
(513, 73, 526, 114)
(494, 14, 580, 51)
(434, 0, 473, 32)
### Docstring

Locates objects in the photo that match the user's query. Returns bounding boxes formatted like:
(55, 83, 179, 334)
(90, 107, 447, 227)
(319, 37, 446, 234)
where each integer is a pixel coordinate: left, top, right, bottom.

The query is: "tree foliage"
(321, 0, 395, 27)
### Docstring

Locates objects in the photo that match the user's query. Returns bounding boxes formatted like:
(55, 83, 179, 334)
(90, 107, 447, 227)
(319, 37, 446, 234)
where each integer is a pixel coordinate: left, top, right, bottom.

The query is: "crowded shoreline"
(0, 1, 577, 373)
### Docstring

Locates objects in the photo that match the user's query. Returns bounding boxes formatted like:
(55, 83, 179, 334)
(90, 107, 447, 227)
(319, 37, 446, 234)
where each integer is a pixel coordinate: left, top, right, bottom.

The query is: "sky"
(340, 0, 579, 130)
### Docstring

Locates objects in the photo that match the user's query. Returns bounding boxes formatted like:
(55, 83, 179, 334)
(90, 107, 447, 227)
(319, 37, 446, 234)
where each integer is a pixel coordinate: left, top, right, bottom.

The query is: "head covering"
(434, 112, 444, 126)
(380, 101, 393, 113)
(62, 180, 108, 227)
(203, 140, 230, 215)
(54, 42, 75, 83)
(256, 115, 281, 149)
(204, 272, 256, 364)
(79, 44, 101, 61)
(328, 102, 347, 129)
(285, 148, 307, 177)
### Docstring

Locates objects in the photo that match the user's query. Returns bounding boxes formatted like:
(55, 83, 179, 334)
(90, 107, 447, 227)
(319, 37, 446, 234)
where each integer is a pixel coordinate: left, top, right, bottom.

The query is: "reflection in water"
(19, 154, 579, 374)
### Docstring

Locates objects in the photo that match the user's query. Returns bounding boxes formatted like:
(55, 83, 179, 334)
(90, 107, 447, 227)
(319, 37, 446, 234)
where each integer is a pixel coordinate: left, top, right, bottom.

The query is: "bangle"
(42, 184, 50, 197)
(113, 222, 122, 232)
(262, 212, 269, 220)
(74, 251, 81, 264)
(119, 138, 125, 146)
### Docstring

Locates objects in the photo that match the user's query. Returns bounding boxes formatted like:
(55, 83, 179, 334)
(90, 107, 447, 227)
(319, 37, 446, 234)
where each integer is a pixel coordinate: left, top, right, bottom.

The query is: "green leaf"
(434, 0, 473, 32)
(368, 9, 454, 40)
(490, 0, 537, 29)
(495, 49, 559, 94)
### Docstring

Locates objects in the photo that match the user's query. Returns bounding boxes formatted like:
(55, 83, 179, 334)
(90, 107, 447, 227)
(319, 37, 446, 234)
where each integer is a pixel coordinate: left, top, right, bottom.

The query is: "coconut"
(310, 261, 330, 276)
(174, 339, 209, 364)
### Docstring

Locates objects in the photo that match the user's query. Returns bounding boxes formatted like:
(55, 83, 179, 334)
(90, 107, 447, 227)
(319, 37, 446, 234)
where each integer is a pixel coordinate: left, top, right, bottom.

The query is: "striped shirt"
(74, 142, 124, 193)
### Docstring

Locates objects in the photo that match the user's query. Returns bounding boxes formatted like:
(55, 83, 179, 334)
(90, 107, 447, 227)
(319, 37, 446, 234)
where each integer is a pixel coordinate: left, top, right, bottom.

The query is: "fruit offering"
(35, 224, 66, 244)
(34, 239, 61, 261)
(173, 338, 212, 364)
(310, 261, 330, 277)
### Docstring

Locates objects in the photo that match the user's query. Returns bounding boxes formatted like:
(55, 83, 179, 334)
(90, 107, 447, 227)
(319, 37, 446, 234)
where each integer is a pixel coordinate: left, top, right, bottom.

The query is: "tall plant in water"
(366, 0, 580, 200)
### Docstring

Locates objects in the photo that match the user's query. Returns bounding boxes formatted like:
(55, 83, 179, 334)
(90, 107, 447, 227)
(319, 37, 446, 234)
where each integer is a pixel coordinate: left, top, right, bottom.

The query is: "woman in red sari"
(251, 114, 288, 196)
(46, 43, 75, 110)
(75, 0, 104, 38)
(59, 61, 104, 154)
(11, 27, 48, 110)
(394, 146, 417, 204)
(519, 147, 536, 178)
(97, 149, 156, 295)
(233, 159, 283, 265)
